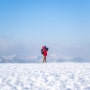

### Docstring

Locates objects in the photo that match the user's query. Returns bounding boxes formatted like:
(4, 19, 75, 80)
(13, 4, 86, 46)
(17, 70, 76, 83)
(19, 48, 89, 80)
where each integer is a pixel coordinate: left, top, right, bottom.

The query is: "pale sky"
(0, 0, 90, 60)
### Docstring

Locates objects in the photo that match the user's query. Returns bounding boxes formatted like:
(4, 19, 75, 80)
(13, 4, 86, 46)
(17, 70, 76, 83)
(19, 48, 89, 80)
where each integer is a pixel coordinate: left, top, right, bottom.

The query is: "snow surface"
(0, 63, 90, 90)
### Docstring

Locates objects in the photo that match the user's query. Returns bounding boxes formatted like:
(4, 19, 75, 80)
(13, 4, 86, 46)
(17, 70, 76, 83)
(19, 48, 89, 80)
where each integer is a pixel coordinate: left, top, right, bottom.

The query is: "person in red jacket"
(41, 46, 48, 63)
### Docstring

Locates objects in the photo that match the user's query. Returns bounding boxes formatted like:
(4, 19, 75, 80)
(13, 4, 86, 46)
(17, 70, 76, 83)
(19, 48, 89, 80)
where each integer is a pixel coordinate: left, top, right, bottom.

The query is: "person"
(41, 46, 48, 63)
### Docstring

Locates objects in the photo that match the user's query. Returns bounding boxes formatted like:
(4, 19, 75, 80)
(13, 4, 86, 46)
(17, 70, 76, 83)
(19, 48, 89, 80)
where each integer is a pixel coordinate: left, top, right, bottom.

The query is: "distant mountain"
(48, 55, 89, 63)
(0, 55, 42, 63)
(0, 55, 89, 63)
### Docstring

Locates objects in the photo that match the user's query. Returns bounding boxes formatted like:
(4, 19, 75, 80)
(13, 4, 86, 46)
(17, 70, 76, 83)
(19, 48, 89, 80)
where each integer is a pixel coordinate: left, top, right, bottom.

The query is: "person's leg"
(44, 56, 46, 63)
(43, 56, 46, 63)
(43, 56, 45, 63)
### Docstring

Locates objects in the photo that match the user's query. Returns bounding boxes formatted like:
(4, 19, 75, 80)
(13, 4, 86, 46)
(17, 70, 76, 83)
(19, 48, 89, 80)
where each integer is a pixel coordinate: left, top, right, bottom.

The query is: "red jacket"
(43, 49, 47, 56)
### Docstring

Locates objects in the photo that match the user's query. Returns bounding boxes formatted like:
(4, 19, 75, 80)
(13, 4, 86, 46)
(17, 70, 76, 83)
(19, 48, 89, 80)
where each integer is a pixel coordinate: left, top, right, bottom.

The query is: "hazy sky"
(0, 0, 90, 59)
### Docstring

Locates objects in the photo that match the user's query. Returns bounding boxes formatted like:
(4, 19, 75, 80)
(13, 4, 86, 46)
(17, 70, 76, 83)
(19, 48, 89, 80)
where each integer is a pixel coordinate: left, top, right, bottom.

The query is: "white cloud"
(0, 54, 89, 63)
(0, 54, 16, 63)
(49, 54, 74, 61)
(2, 54, 16, 60)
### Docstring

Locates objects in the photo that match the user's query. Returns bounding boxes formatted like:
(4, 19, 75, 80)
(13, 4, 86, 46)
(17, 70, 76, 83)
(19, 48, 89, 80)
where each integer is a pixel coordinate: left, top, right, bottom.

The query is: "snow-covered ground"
(0, 63, 90, 90)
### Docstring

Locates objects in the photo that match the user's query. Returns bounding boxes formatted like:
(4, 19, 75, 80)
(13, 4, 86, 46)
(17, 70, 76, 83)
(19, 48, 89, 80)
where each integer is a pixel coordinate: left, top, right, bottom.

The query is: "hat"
(42, 45, 46, 49)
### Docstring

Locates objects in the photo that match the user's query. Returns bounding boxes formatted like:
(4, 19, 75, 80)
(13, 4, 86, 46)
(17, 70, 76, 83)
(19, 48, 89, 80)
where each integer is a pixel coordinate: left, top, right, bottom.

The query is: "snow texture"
(0, 63, 90, 90)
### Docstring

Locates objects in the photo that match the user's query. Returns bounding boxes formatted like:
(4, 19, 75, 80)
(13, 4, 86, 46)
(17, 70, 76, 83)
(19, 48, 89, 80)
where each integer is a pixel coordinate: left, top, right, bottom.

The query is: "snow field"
(0, 63, 90, 90)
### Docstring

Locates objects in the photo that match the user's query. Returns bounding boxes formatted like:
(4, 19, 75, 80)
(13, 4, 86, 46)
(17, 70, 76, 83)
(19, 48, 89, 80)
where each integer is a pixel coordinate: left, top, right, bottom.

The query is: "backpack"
(46, 47, 48, 51)
(41, 49, 44, 54)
